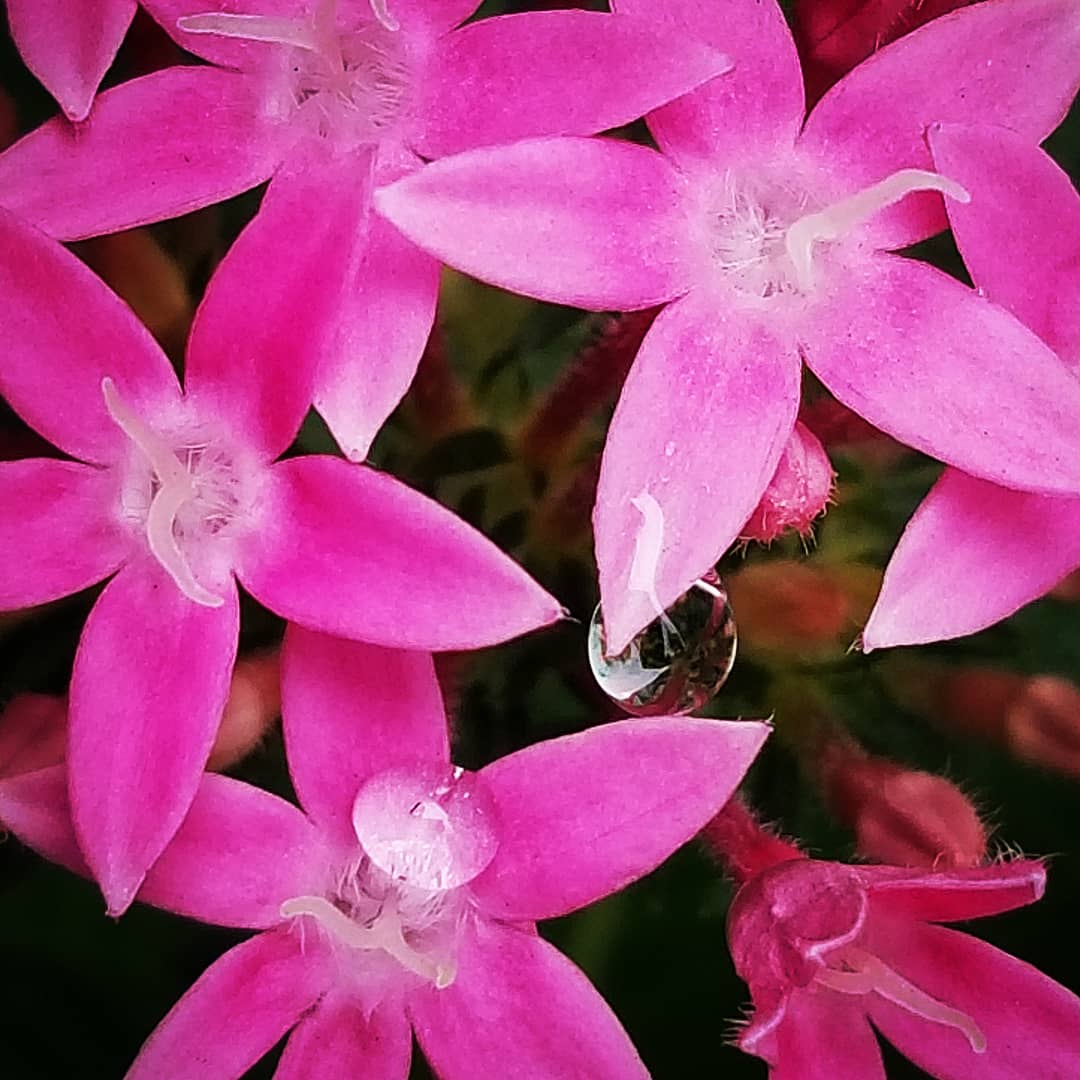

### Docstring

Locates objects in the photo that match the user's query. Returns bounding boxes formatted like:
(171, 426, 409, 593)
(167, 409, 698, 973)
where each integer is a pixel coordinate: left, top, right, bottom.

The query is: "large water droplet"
(587, 570, 737, 716)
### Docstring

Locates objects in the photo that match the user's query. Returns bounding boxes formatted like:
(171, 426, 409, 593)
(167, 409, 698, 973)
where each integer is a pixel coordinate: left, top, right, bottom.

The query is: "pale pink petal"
(0, 67, 287, 240)
(800, 0, 1080, 249)
(314, 211, 440, 461)
(413, 11, 732, 159)
(281, 624, 448, 848)
(614, 0, 805, 164)
(236, 455, 563, 650)
(801, 254, 1080, 496)
(0, 459, 132, 609)
(595, 293, 801, 654)
(0, 207, 182, 464)
(127, 929, 326, 1080)
(139, 774, 328, 929)
(863, 470, 1080, 650)
(7, 0, 136, 120)
(0, 765, 89, 876)
(763, 992, 885, 1080)
(471, 717, 769, 921)
(929, 123, 1080, 363)
(69, 559, 240, 915)
(867, 919, 1080, 1079)
(410, 918, 649, 1080)
(277, 995, 411, 1080)
(185, 147, 373, 461)
(374, 137, 693, 310)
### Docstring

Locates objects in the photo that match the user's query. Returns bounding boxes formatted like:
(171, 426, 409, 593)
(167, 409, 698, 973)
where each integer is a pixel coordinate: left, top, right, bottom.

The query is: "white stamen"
(177, 12, 320, 50)
(369, 0, 399, 31)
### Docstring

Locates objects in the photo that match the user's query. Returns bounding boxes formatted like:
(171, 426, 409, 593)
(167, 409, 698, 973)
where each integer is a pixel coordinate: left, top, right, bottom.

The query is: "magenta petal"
(801, 254, 1080, 496)
(414, 11, 731, 159)
(410, 918, 648, 1080)
(374, 138, 693, 310)
(281, 624, 449, 848)
(127, 928, 325, 1080)
(8, 0, 135, 120)
(0, 67, 286, 240)
(763, 992, 885, 1080)
(68, 560, 240, 915)
(237, 456, 563, 649)
(0, 207, 182, 465)
(595, 294, 801, 653)
(314, 214, 440, 461)
(867, 920, 1080, 1080)
(863, 470, 1080, 650)
(929, 123, 1080, 363)
(0, 765, 89, 877)
(615, 0, 805, 164)
(139, 774, 328, 929)
(0, 459, 131, 609)
(471, 717, 769, 921)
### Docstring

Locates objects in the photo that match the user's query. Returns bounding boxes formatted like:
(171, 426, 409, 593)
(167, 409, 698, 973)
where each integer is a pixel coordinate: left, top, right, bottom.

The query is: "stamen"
(785, 169, 970, 289)
(102, 378, 187, 486)
(628, 492, 681, 648)
(177, 12, 320, 50)
(369, 0, 399, 32)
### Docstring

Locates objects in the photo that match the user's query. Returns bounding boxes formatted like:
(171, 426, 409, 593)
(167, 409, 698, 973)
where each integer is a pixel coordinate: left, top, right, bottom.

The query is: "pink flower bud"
(0, 692, 66, 778)
(206, 650, 281, 771)
(1004, 675, 1080, 779)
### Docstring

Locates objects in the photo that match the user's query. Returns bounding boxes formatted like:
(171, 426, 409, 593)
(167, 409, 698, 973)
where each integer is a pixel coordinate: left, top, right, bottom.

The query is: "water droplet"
(587, 569, 737, 716)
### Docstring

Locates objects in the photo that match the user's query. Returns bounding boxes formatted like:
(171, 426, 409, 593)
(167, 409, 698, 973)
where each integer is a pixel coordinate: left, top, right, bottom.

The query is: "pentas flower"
(375, 0, 1080, 654)
(0, 0, 730, 461)
(0, 204, 561, 915)
(0, 627, 771, 1079)
(863, 123, 1080, 650)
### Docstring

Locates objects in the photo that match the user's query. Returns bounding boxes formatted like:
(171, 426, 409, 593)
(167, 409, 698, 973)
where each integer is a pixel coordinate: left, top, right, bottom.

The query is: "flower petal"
(8, 0, 136, 120)
(614, 0, 805, 164)
(0, 207, 182, 465)
(413, 11, 732, 159)
(410, 918, 649, 1080)
(68, 560, 239, 915)
(800, 254, 1080, 496)
(236, 455, 563, 650)
(0, 765, 89, 877)
(863, 470, 1080, 650)
(281, 624, 449, 849)
(399, 0, 479, 35)
(929, 122, 1080, 364)
(0, 67, 286, 240)
(374, 137, 693, 310)
(0, 459, 131, 609)
(126, 928, 325, 1080)
(800, 0, 1080, 249)
(595, 293, 801, 654)
(471, 717, 769, 921)
(139, 774, 328, 929)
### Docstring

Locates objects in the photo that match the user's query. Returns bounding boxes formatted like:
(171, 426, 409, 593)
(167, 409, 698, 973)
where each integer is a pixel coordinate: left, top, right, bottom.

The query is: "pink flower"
(0, 206, 561, 915)
(0, 0, 730, 461)
(863, 123, 1080, 650)
(374, 0, 1080, 653)
(0, 627, 771, 1079)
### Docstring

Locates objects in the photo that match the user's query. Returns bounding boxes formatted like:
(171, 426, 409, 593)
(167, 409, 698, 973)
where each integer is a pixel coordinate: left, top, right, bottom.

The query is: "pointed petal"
(185, 148, 374, 461)
(929, 123, 1080, 362)
(413, 11, 732, 159)
(374, 137, 693, 310)
(315, 213, 440, 461)
(236, 455, 563, 650)
(281, 624, 448, 849)
(0, 459, 131, 609)
(127, 929, 326, 1080)
(864, 470, 1080, 650)
(0, 765, 89, 877)
(139, 774, 328, 929)
(867, 920, 1080, 1080)
(800, 0, 1080, 249)
(68, 560, 239, 915)
(614, 0, 805, 164)
(471, 717, 769, 921)
(0, 67, 286, 241)
(410, 918, 649, 1080)
(0, 208, 182, 464)
(8, 0, 136, 121)
(595, 294, 800, 654)
(801, 254, 1080, 496)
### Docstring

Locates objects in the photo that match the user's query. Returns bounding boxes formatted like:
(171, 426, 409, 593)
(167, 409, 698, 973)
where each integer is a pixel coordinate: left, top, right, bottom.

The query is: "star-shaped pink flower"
(0, 626, 770, 1079)
(0, 204, 562, 915)
(374, 0, 1080, 653)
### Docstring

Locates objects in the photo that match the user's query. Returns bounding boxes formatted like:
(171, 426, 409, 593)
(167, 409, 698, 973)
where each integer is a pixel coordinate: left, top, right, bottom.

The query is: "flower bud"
(207, 650, 281, 771)
(1004, 675, 1080, 779)
(0, 693, 66, 778)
